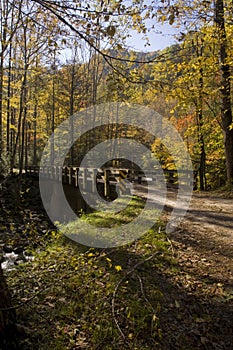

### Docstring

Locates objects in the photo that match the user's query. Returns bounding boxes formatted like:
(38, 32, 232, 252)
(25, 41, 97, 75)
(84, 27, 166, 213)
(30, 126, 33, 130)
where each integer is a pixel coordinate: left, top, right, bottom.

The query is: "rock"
(3, 245, 13, 253)
(2, 251, 19, 270)
(17, 252, 27, 262)
(14, 246, 24, 254)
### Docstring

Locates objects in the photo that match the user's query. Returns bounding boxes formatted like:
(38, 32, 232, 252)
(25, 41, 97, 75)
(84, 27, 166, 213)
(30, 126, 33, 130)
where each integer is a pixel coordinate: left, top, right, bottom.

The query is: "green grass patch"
(61, 196, 162, 248)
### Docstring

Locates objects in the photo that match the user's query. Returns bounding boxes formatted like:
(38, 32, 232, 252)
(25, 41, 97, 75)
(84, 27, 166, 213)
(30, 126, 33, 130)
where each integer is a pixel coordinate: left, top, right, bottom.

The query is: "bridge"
(23, 165, 195, 220)
(25, 165, 194, 197)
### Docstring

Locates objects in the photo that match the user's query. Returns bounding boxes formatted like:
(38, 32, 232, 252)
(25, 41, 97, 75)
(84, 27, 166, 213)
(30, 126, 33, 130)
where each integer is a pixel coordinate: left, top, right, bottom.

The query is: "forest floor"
(1, 178, 233, 349)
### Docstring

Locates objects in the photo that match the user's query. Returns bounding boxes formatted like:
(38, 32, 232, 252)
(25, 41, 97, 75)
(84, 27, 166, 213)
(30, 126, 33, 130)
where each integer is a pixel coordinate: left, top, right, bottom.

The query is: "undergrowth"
(6, 197, 175, 350)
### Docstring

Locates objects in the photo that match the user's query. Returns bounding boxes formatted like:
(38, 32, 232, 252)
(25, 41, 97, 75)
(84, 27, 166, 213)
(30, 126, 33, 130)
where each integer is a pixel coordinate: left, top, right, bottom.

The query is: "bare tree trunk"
(0, 52, 4, 161)
(33, 102, 38, 165)
(6, 5, 15, 159)
(0, 1, 7, 161)
(11, 66, 28, 170)
(19, 104, 27, 174)
(215, 0, 233, 184)
(0, 40, 6, 164)
(196, 48, 206, 191)
(50, 48, 56, 166)
(69, 52, 75, 165)
(6, 42, 12, 156)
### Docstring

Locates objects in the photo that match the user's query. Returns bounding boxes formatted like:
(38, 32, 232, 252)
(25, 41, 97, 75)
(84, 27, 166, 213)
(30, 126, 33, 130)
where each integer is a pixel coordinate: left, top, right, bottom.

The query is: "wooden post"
(68, 167, 72, 185)
(138, 171, 142, 184)
(92, 168, 97, 192)
(74, 167, 78, 187)
(83, 168, 87, 191)
(104, 169, 110, 198)
(57, 166, 62, 181)
(54, 166, 58, 180)
(63, 167, 68, 184)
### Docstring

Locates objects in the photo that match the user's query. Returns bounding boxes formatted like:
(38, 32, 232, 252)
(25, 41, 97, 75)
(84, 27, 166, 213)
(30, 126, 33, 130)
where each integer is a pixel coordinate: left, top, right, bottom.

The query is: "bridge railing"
(25, 165, 195, 190)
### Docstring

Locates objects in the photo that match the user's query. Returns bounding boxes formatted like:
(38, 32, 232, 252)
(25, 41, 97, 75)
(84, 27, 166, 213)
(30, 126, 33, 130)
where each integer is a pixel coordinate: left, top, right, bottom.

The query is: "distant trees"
(141, 0, 233, 188)
(0, 0, 22, 171)
(0, 0, 232, 183)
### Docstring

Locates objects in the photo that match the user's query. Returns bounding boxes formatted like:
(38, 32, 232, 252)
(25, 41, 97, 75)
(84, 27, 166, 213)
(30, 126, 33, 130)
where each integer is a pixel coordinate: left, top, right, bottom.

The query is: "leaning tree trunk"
(0, 264, 17, 349)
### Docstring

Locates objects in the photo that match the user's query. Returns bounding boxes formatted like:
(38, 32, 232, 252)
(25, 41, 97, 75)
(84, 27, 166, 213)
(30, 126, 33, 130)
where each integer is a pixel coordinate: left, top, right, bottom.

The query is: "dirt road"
(133, 184, 233, 250)
(133, 184, 233, 293)
(131, 185, 233, 348)
(171, 192, 233, 294)
(181, 192, 233, 245)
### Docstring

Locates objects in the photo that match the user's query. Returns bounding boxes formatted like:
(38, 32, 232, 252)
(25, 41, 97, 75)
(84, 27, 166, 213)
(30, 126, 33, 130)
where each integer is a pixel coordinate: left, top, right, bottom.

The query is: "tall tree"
(149, 0, 233, 186)
(0, 0, 21, 169)
(214, 0, 233, 184)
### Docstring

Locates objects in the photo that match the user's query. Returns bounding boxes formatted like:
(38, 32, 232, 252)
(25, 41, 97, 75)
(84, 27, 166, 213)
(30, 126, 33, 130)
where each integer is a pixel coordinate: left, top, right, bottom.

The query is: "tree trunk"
(215, 0, 233, 184)
(19, 104, 27, 175)
(33, 59, 39, 166)
(199, 141, 206, 190)
(69, 56, 75, 166)
(33, 102, 38, 165)
(0, 265, 17, 349)
(0, 51, 4, 163)
(194, 36, 206, 191)
(197, 73, 206, 191)
(11, 67, 27, 170)
(50, 48, 56, 166)
(6, 42, 12, 156)
(0, 15, 7, 164)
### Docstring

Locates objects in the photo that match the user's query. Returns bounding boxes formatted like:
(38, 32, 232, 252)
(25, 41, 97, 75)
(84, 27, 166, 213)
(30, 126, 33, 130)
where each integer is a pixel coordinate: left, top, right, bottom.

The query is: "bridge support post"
(104, 169, 110, 198)
(83, 168, 88, 191)
(91, 169, 98, 193)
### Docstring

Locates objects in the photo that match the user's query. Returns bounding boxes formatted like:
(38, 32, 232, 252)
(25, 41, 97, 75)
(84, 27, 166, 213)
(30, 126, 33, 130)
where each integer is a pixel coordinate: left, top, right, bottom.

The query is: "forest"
(0, 1, 232, 349)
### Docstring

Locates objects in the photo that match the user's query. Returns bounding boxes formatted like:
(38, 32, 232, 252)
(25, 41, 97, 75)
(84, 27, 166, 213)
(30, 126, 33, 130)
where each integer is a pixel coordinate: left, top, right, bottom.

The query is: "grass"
(6, 196, 175, 350)
(60, 196, 162, 248)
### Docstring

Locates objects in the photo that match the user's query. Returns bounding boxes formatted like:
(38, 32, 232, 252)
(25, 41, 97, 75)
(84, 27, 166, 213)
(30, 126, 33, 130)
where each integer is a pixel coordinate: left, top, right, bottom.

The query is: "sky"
(126, 22, 180, 52)
(59, 19, 180, 63)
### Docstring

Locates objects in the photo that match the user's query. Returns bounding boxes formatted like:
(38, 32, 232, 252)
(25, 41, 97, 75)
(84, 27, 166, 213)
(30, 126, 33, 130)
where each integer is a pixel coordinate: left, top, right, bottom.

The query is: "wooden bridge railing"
(25, 165, 195, 195)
